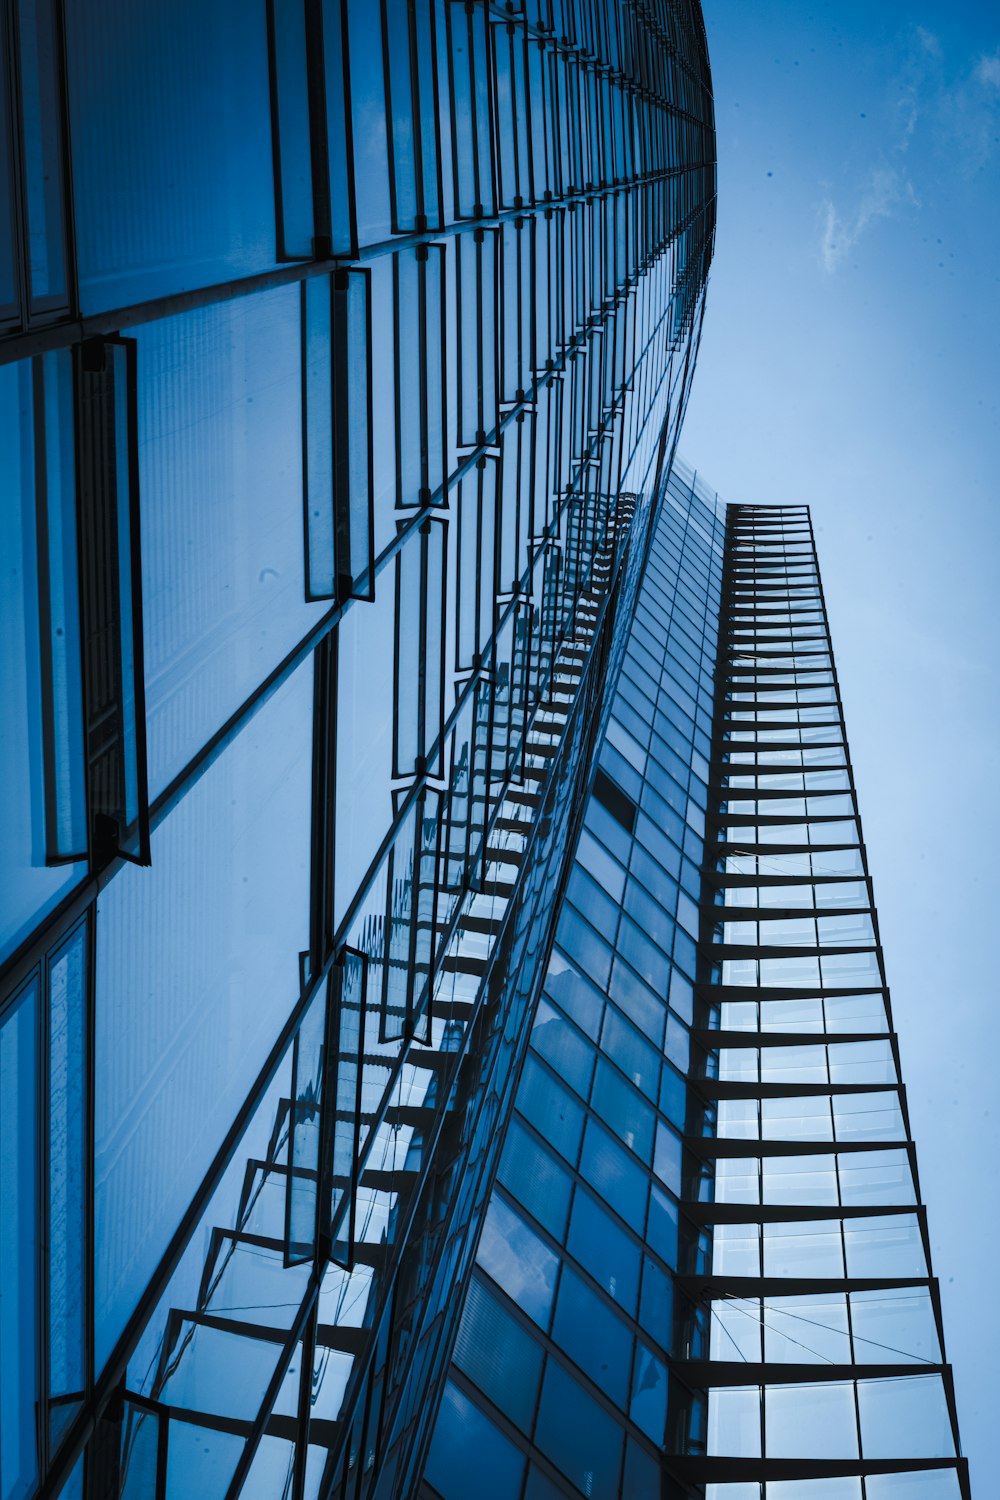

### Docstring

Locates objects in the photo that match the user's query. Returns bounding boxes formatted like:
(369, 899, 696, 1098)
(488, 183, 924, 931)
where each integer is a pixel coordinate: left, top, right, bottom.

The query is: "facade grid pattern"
(686, 502, 969, 1499)
(418, 481, 970, 1500)
(0, 4, 716, 1500)
(421, 463, 728, 1499)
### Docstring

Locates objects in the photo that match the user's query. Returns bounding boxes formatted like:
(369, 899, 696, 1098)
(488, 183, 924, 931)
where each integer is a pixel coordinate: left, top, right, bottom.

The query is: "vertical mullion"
(305, 0, 333, 253)
(73, 337, 149, 870)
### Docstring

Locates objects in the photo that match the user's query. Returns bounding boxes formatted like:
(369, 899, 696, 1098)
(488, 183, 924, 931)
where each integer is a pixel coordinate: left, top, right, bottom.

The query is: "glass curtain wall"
(421, 463, 728, 1500)
(420, 479, 969, 1500)
(682, 502, 969, 1500)
(0, 5, 716, 1500)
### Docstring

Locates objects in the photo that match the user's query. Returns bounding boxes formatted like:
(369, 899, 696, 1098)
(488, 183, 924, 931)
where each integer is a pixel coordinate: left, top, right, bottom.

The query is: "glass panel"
(630, 1343, 667, 1442)
(866, 1473, 963, 1500)
(534, 1360, 624, 1497)
(0, 980, 39, 1500)
(269, 0, 314, 259)
(763, 1293, 850, 1364)
(135, 290, 324, 799)
(120, 1404, 159, 1500)
(496, 1119, 572, 1240)
(843, 1214, 926, 1278)
(334, 570, 396, 927)
(17, 0, 69, 309)
(857, 1374, 956, 1459)
(476, 1196, 558, 1328)
(287, 983, 326, 1264)
(553, 1266, 632, 1406)
(304, 276, 335, 600)
(516, 1056, 585, 1165)
(164, 1420, 244, 1500)
(765, 1381, 859, 1458)
(0, 361, 86, 964)
(0, 36, 17, 320)
(423, 1380, 526, 1500)
(453, 1272, 543, 1429)
(331, 951, 366, 1262)
(36, 352, 87, 861)
(65, 0, 279, 312)
(707, 1387, 760, 1457)
(763, 1221, 844, 1279)
(580, 1118, 647, 1223)
(47, 924, 88, 1441)
(107, 343, 145, 846)
(850, 1287, 940, 1365)
(321, 0, 352, 255)
(567, 1188, 640, 1315)
(341, 270, 372, 589)
(94, 662, 312, 1367)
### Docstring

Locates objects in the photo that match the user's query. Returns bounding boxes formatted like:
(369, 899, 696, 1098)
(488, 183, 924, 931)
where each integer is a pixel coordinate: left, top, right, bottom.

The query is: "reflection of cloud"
(820, 169, 918, 273)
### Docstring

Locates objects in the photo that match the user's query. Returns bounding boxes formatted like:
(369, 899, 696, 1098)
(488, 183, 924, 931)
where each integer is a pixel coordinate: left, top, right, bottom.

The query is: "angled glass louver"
(683, 502, 969, 1498)
(419, 479, 968, 1500)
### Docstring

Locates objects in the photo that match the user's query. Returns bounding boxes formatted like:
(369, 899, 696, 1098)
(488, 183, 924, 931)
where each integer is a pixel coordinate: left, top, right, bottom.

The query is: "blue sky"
(680, 1, 1000, 1489)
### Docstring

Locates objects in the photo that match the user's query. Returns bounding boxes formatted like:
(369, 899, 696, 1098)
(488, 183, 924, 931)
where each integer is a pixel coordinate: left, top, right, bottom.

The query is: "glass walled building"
(0, 4, 715, 1500)
(420, 472, 969, 1499)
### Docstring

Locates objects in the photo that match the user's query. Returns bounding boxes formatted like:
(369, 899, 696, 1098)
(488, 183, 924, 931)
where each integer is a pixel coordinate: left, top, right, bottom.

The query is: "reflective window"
(65, 0, 279, 312)
(534, 1361, 624, 1497)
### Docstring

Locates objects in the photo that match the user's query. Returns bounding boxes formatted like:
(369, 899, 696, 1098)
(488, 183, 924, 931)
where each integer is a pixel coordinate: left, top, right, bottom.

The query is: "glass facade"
(421, 476, 969, 1499)
(691, 500, 968, 1499)
(0, 5, 716, 1500)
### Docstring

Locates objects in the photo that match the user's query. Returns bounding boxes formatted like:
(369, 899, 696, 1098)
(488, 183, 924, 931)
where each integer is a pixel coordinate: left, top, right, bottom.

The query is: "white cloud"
(820, 169, 918, 273)
(973, 51, 1000, 90)
(819, 28, 1000, 269)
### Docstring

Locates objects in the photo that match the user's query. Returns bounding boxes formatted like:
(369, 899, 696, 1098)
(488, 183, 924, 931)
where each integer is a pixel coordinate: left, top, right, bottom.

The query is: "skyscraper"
(420, 470, 970, 1498)
(0, 5, 716, 1500)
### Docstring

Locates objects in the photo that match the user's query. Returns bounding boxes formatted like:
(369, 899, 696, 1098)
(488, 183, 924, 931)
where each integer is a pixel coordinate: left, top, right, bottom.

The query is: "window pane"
(535, 1361, 624, 1497)
(0, 980, 39, 1500)
(47, 924, 88, 1439)
(567, 1188, 640, 1314)
(94, 662, 312, 1367)
(135, 290, 324, 798)
(0, 41, 17, 317)
(497, 1119, 573, 1240)
(857, 1374, 956, 1460)
(0, 362, 86, 964)
(476, 1196, 558, 1328)
(454, 1273, 543, 1429)
(66, 0, 279, 312)
(765, 1381, 859, 1459)
(424, 1381, 526, 1500)
(17, 0, 69, 307)
(552, 1266, 632, 1406)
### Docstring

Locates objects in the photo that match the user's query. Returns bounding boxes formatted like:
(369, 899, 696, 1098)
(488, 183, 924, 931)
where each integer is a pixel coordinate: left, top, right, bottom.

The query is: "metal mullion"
(265, 0, 293, 263)
(7, 0, 74, 327)
(407, 0, 426, 230)
(290, 1302, 317, 1500)
(1, 1, 29, 330)
(31, 471, 628, 1495)
(327, 947, 367, 1265)
(221, 1272, 320, 1500)
(0, 156, 701, 369)
(304, 0, 333, 254)
(465, 1, 484, 216)
(308, 543, 639, 1490)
